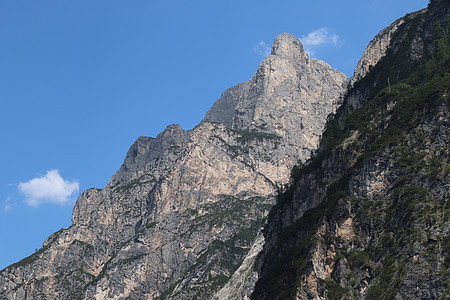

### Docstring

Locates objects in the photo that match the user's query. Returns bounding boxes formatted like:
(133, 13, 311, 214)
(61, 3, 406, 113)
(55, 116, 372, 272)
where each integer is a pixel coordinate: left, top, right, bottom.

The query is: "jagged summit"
(203, 32, 317, 129)
(205, 32, 348, 149)
(271, 32, 309, 63)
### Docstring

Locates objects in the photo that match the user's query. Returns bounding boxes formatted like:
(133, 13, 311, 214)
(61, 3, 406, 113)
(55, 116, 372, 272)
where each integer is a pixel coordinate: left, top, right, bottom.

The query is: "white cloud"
(18, 170, 79, 207)
(253, 40, 271, 57)
(300, 28, 339, 55)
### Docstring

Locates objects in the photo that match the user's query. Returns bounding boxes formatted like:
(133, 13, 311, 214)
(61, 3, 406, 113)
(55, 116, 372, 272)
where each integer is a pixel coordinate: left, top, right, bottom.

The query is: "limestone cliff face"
(0, 33, 347, 299)
(253, 2, 449, 299)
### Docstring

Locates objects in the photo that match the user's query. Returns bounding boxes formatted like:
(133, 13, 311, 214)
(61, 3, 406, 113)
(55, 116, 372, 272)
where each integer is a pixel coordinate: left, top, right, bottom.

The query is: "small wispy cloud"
(3, 197, 13, 211)
(18, 170, 79, 207)
(253, 41, 271, 57)
(300, 28, 339, 56)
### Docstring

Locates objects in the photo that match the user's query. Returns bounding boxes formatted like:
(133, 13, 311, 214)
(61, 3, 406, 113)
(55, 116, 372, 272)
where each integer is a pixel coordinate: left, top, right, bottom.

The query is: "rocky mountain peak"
(271, 32, 309, 63)
(205, 33, 348, 151)
(156, 123, 187, 144)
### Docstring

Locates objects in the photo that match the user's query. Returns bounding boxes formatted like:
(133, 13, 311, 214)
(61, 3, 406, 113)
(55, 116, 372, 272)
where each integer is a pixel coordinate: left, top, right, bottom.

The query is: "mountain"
(2, 1, 448, 299)
(252, 0, 449, 299)
(0, 33, 347, 299)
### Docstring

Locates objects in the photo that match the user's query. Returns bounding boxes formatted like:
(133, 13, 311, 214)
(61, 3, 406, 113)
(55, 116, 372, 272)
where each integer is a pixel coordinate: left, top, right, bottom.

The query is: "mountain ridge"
(0, 32, 348, 299)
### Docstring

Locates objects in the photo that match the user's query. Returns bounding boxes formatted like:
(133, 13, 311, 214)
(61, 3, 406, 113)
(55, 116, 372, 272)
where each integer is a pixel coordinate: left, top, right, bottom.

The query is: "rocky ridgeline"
(0, 33, 347, 299)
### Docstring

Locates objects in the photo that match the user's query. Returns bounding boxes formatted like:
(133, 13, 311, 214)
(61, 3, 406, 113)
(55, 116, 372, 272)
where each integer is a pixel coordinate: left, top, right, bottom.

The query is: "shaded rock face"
(349, 17, 406, 86)
(253, 2, 449, 299)
(0, 33, 348, 299)
(346, 8, 429, 112)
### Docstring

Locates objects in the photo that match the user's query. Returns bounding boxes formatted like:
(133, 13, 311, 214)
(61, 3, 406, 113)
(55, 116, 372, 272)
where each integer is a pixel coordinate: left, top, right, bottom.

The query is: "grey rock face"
(110, 123, 189, 185)
(271, 32, 309, 63)
(203, 82, 249, 128)
(213, 233, 265, 300)
(0, 33, 348, 300)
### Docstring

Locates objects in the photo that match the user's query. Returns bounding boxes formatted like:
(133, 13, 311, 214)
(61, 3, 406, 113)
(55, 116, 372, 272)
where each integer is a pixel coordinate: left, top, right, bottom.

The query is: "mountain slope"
(253, 1, 449, 299)
(0, 33, 347, 299)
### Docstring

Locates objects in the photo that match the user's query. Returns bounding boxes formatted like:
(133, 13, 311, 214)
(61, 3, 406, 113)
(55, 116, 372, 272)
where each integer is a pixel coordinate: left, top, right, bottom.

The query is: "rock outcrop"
(349, 17, 405, 86)
(0, 33, 348, 299)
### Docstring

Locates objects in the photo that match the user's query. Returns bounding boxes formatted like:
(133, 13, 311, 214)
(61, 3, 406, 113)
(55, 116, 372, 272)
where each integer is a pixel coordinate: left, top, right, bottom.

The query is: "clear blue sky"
(0, 0, 428, 270)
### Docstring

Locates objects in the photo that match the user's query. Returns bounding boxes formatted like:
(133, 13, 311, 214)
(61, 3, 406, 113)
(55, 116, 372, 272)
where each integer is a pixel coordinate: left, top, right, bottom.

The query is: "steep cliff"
(0, 33, 347, 299)
(253, 1, 449, 299)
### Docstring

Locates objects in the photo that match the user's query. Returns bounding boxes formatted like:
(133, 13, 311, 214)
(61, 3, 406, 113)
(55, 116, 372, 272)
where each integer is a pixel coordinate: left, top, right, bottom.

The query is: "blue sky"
(0, 0, 429, 270)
